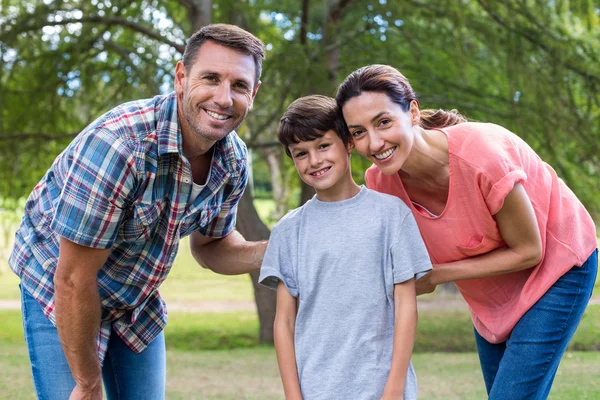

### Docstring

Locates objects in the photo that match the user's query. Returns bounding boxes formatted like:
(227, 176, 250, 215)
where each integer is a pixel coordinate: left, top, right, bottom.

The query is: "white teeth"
(374, 147, 396, 160)
(312, 168, 329, 176)
(206, 110, 229, 120)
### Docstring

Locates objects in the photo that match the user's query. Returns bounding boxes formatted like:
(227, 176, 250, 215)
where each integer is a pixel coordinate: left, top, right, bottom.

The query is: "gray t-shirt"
(259, 186, 432, 400)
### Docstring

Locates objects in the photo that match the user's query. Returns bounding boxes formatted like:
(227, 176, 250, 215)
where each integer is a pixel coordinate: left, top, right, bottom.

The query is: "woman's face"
(342, 91, 418, 175)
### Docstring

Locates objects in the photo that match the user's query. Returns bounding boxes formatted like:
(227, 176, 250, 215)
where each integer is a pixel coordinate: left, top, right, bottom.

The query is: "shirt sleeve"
(390, 212, 433, 284)
(471, 126, 528, 215)
(50, 130, 137, 249)
(258, 224, 298, 297)
(198, 162, 248, 238)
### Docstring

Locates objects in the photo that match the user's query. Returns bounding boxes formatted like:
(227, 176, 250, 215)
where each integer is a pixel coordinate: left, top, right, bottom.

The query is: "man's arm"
(54, 237, 111, 400)
(381, 279, 418, 399)
(190, 230, 267, 275)
(273, 281, 302, 400)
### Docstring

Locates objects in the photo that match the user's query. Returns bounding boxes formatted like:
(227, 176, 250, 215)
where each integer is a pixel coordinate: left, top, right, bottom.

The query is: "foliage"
(0, 0, 599, 216)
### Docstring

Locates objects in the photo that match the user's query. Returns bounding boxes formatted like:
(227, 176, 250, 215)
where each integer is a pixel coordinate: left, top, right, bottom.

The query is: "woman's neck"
(400, 127, 449, 185)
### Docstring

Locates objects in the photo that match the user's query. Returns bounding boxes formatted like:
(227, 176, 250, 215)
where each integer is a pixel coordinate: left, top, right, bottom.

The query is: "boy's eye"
(293, 151, 307, 158)
(319, 143, 330, 150)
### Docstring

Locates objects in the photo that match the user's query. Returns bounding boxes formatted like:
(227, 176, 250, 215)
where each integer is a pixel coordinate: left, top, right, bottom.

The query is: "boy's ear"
(346, 139, 355, 153)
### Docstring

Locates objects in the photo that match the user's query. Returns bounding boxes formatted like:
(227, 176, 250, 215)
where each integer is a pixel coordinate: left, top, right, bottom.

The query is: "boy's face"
(288, 130, 354, 200)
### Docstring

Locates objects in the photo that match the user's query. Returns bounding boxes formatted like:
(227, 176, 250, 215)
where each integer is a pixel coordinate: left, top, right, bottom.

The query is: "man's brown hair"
(183, 24, 265, 87)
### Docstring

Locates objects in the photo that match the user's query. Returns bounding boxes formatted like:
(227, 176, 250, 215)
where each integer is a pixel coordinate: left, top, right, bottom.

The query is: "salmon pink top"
(366, 122, 597, 343)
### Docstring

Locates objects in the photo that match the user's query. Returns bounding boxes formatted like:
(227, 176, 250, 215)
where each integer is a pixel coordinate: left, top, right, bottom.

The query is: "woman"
(336, 64, 597, 400)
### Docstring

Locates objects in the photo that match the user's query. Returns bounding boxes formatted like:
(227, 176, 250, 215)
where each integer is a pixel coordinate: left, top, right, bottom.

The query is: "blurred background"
(0, 1, 598, 398)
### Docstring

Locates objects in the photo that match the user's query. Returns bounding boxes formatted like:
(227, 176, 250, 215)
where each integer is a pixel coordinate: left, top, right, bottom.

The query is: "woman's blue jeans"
(474, 249, 598, 400)
(20, 285, 166, 400)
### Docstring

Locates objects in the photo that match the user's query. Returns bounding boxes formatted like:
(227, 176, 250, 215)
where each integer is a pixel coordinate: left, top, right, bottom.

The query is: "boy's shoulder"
(270, 203, 309, 234)
(363, 188, 411, 215)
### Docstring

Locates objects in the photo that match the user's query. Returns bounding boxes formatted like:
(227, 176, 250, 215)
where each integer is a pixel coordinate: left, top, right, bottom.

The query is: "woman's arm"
(273, 281, 302, 400)
(417, 183, 543, 294)
(382, 279, 418, 399)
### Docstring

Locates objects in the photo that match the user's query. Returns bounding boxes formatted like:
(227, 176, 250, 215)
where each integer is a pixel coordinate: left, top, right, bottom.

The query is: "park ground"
(0, 228, 599, 398)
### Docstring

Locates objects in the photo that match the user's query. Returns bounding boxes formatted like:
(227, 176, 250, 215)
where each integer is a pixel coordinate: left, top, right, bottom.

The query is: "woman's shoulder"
(445, 122, 523, 163)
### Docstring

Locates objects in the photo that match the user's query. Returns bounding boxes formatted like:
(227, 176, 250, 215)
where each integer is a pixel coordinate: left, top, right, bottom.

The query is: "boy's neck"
(315, 175, 361, 203)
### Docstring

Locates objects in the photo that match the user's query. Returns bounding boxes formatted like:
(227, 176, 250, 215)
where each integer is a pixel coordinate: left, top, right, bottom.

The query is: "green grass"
(1, 342, 598, 400)
(2, 305, 599, 353)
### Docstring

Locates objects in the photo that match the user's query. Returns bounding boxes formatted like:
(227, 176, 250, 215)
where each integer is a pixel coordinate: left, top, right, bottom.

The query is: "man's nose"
(214, 84, 233, 109)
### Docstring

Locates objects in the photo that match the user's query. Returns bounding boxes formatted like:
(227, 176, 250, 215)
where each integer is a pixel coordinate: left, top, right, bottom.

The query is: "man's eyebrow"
(347, 111, 387, 128)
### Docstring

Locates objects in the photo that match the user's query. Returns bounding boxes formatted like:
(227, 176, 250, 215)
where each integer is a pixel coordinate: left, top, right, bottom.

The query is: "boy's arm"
(273, 281, 302, 400)
(381, 279, 418, 399)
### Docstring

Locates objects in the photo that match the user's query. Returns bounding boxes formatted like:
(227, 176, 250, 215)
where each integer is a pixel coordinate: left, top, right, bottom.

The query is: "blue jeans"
(20, 285, 166, 400)
(474, 249, 598, 400)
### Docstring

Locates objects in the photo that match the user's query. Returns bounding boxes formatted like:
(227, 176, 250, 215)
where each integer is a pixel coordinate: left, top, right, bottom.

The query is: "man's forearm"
(54, 276, 102, 390)
(191, 230, 268, 275)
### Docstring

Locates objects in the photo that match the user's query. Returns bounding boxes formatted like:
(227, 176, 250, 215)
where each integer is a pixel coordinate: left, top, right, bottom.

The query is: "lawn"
(2, 340, 599, 399)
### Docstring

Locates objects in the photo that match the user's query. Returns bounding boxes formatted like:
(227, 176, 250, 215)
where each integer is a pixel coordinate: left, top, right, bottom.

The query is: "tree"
(2, 0, 599, 343)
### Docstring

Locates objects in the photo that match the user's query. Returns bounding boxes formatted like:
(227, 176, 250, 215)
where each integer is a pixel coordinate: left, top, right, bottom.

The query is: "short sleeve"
(258, 224, 298, 297)
(390, 213, 433, 284)
(471, 127, 528, 215)
(198, 164, 248, 238)
(484, 170, 527, 215)
(51, 130, 136, 249)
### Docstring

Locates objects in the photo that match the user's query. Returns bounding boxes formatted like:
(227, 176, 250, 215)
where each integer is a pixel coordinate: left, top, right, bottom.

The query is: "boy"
(258, 95, 432, 399)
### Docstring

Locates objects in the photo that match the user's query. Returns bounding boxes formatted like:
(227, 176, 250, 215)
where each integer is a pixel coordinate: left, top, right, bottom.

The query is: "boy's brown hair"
(278, 95, 348, 158)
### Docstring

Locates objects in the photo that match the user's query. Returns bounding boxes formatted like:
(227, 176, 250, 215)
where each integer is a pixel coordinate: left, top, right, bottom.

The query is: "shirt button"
(183, 178, 190, 183)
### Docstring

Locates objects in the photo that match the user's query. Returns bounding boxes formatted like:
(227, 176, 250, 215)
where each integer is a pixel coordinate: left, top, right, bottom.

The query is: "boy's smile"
(288, 130, 357, 202)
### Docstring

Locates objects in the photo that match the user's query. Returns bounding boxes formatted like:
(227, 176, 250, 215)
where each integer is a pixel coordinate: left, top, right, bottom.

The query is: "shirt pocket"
(456, 234, 502, 257)
(120, 200, 165, 244)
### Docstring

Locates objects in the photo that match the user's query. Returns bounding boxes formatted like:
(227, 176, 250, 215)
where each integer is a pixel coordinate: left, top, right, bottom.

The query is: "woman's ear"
(409, 100, 421, 126)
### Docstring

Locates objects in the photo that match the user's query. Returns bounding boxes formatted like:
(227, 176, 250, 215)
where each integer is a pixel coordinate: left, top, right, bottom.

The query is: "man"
(9, 24, 268, 400)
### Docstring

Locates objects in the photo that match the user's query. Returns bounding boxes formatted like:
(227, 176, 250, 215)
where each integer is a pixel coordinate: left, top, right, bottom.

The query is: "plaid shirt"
(9, 92, 248, 362)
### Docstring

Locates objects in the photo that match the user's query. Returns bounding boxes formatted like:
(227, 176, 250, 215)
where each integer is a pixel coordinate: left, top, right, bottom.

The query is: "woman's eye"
(379, 118, 391, 126)
(351, 130, 364, 137)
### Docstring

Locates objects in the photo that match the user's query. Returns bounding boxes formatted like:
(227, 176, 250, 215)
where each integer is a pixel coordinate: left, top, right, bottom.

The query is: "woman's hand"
(415, 269, 437, 295)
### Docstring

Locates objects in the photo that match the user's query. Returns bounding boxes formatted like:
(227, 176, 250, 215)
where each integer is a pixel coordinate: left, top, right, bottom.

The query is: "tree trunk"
(189, 0, 212, 33)
(261, 147, 289, 220)
(235, 185, 276, 344)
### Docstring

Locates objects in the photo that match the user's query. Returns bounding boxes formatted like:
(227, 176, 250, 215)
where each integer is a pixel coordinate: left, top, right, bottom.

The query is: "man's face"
(175, 41, 261, 144)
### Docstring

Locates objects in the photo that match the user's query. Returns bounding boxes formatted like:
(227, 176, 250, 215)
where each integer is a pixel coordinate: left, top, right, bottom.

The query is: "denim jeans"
(474, 249, 598, 400)
(20, 285, 166, 400)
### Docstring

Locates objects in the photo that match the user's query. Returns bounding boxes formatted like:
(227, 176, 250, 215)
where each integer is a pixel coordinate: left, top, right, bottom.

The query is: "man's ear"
(248, 80, 262, 111)
(174, 61, 186, 95)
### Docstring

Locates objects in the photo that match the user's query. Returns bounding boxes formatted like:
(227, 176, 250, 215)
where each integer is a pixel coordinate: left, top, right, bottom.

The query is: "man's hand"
(415, 270, 437, 295)
(69, 382, 103, 400)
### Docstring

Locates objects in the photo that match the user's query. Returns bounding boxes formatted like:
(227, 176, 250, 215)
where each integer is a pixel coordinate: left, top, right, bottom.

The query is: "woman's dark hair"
(336, 64, 466, 132)
(183, 24, 265, 87)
